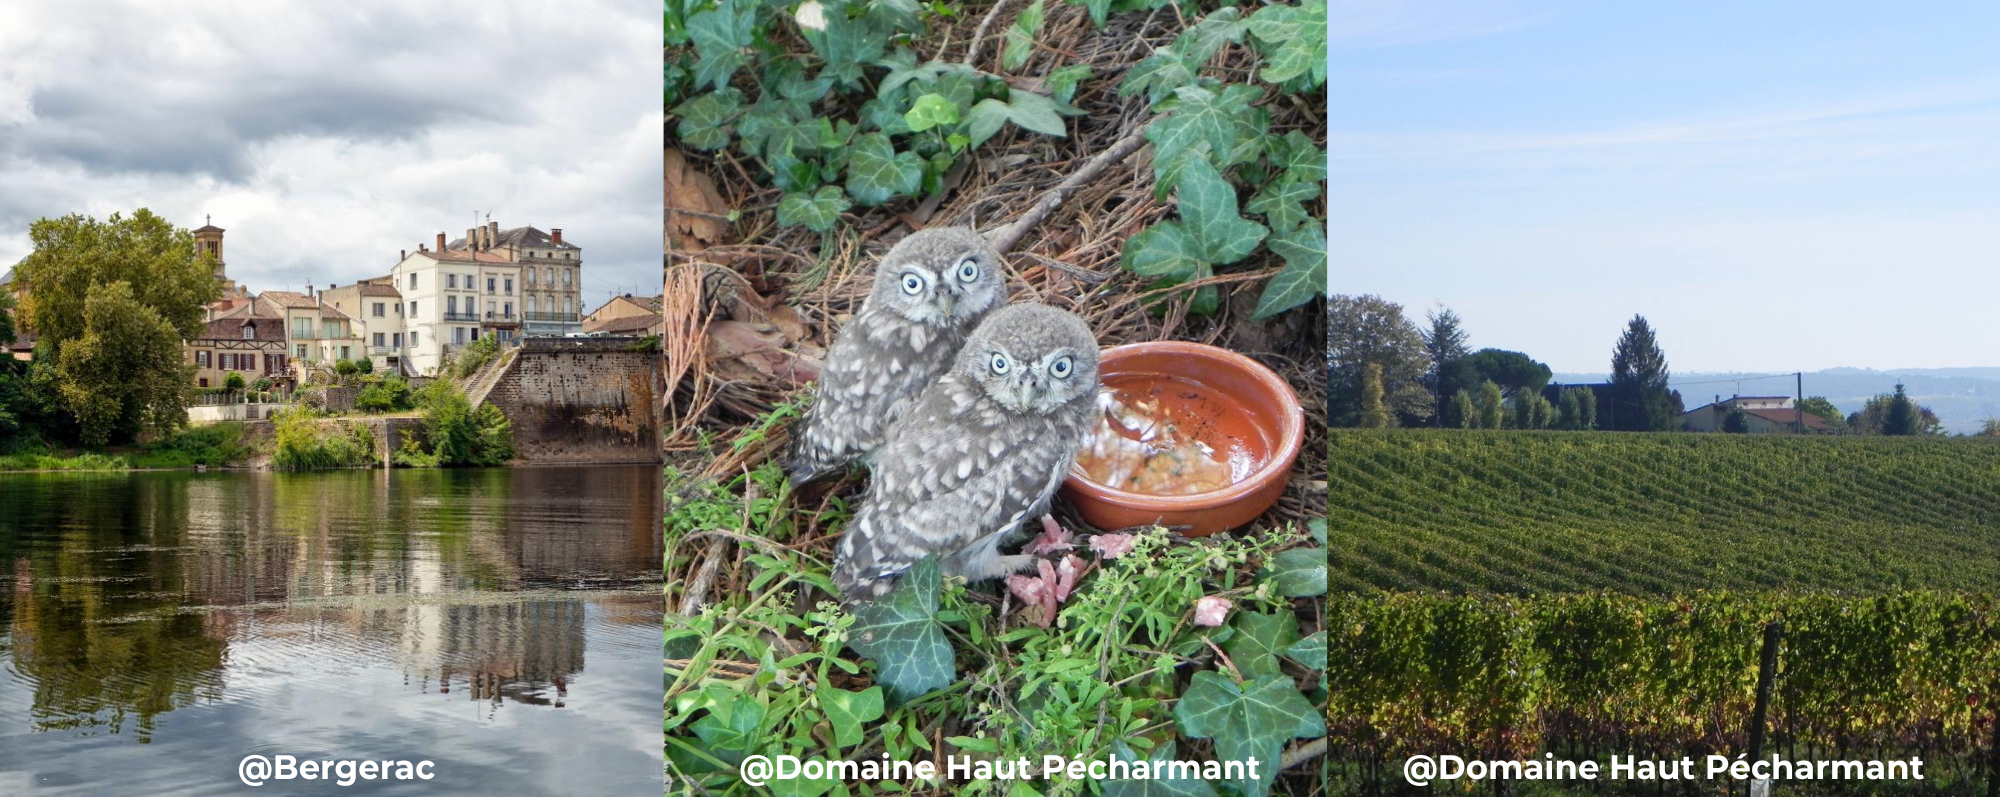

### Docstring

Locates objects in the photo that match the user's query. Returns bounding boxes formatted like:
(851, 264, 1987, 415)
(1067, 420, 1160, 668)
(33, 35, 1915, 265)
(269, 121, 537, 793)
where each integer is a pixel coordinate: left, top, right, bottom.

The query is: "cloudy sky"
(1335, 1, 2000, 372)
(0, 1, 661, 310)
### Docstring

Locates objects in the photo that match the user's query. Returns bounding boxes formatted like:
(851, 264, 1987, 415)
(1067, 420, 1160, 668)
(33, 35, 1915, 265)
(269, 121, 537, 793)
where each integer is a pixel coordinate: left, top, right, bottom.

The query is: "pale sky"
(0, 1, 663, 310)
(1334, 1, 2000, 373)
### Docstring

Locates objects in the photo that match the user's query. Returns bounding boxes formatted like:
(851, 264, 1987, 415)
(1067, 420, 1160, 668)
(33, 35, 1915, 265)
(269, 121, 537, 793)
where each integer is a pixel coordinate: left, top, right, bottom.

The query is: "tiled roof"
(448, 226, 578, 251)
(356, 283, 401, 297)
(195, 316, 285, 343)
(420, 248, 514, 264)
(259, 290, 320, 309)
(585, 313, 662, 335)
(1744, 407, 1834, 431)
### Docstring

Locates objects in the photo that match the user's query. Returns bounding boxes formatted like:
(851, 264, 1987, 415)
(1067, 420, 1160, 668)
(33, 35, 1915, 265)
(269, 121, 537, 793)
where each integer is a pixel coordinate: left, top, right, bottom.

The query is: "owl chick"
(833, 303, 1101, 601)
(787, 227, 1007, 485)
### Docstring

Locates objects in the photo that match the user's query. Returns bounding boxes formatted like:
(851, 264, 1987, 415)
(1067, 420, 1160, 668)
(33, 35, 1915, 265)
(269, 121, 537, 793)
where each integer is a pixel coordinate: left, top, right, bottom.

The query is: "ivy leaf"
(1173, 672, 1327, 797)
(904, 93, 960, 132)
(806, 1, 891, 88)
(845, 133, 924, 206)
(1261, 547, 1328, 597)
(672, 91, 741, 152)
(687, 2, 756, 90)
(1002, 0, 1045, 71)
(1121, 222, 1202, 283)
(1146, 85, 1255, 175)
(1284, 631, 1327, 671)
(1253, 223, 1325, 319)
(688, 684, 765, 764)
(818, 683, 885, 750)
(1176, 158, 1266, 266)
(777, 186, 851, 232)
(848, 556, 955, 704)
(1246, 0, 1328, 87)
(863, 0, 924, 32)
(1102, 740, 1218, 797)
(1271, 130, 1327, 184)
(1179, 7, 1247, 63)
(1073, 0, 1114, 30)
(1223, 610, 1298, 681)
(1046, 64, 1092, 104)
(1245, 180, 1320, 234)
(1308, 518, 1326, 546)
(877, 50, 953, 97)
(1119, 48, 1197, 107)
(1002, 88, 1081, 136)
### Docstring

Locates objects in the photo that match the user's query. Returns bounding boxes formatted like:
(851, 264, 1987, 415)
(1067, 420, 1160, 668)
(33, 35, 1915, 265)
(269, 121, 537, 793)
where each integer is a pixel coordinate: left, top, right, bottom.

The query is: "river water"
(0, 466, 662, 795)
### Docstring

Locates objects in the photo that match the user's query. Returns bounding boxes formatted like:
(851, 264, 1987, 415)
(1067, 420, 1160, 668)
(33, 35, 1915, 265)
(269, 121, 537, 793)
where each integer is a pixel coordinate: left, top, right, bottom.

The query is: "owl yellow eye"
(1049, 356, 1072, 378)
(989, 353, 1010, 374)
(956, 258, 979, 282)
(900, 273, 924, 295)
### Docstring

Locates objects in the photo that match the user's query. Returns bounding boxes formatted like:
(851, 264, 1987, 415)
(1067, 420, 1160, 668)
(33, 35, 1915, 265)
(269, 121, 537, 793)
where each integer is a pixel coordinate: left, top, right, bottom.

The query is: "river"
(0, 466, 663, 795)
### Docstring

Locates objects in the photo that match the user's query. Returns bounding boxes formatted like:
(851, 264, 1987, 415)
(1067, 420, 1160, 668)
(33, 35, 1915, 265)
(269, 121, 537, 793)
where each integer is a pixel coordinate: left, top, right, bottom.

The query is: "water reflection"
(0, 466, 661, 794)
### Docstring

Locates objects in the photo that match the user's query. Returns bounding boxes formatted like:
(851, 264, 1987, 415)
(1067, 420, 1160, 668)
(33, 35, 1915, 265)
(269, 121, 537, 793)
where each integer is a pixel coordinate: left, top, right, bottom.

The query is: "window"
(220, 353, 232, 371)
(503, 302, 512, 318)
(447, 274, 457, 289)
(295, 344, 307, 359)
(410, 301, 418, 316)
(454, 327, 465, 344)
(242, 325, 255, 340)
(487, 277, 495, 294)
(197, 350, 211, 368)
(504, 278, 513, 294)
(322, 321, 339, 339)
(410, 331, 419, 347)
(447, 296, 458, 314)
(527, 269, 536, 284)
(562, 269, 571, 286)
(393, 332, 402, 347)
(373, 333, 385, 347)
(486, 300, 496, 316)
(340, 346, 351, 360)
(372, 302, 385, 318)
(408, 273, 417, 289)
(544, 267, 553, 284)
(293, 318, 311, 339)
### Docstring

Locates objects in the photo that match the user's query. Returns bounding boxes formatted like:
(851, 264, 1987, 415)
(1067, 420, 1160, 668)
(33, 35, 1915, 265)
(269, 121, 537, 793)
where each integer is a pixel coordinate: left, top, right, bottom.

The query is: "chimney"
(436, 232, 446, 252)
(551, 228, 563, 246)
(467, 227, 479, 251)
(400, 249, 406, 260)
(488, 221, 499, 249)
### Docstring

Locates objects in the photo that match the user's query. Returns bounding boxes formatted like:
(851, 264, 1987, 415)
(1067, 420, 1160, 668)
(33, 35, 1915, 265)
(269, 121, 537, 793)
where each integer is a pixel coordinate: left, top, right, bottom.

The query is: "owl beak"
(933, 285, 957, 318)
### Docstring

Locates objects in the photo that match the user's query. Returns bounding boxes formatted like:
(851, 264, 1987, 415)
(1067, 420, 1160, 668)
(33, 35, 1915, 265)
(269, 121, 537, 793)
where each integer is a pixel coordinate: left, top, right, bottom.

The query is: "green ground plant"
(392, 381, 513, 467)
(665, 410, 1329, 796)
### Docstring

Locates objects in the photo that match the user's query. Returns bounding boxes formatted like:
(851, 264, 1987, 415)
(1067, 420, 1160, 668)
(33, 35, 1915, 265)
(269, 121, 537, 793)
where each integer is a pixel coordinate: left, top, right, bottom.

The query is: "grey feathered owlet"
(787, 227, 1006, 484)
(833, 303, 1101, 601)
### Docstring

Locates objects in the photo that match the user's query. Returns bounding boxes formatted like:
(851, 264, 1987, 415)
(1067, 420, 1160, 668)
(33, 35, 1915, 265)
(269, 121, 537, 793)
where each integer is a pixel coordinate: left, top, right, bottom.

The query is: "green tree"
(1327, 295, 1431, 427)
(1421, 305, 1470, 426)
(1980, 418, 2000, 437)
(1513, 392, 1554, 430)
(1882, 383, 1920, 436)
(1443, 349, 1552, 403)
(334, 358, 359, 380)
(1798, 396, 1848, 433)
(1358, 362, 1390, 429)
(1476, 380, 1504, 430)
(1556, 387, 1598, 431)
(1608, 315, 1677, 431)
(355, 357, 374, 375)
(1448, 390, 1477, 429)
(52, 282, 194, 447)
(223, 372, 246, 393)
(0, 290, 16, 346)
(1722, 406, 1750, 434)
(15, 210, 219, 445)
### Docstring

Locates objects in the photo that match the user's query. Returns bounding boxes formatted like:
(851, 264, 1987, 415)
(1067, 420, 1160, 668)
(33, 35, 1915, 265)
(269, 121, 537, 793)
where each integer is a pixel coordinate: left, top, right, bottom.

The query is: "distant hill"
(1549, 367, 2000, 434)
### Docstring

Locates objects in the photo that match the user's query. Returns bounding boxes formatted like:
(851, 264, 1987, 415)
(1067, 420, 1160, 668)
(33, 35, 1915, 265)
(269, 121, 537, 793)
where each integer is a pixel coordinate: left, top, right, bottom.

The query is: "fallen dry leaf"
(666, 148, 729, 252)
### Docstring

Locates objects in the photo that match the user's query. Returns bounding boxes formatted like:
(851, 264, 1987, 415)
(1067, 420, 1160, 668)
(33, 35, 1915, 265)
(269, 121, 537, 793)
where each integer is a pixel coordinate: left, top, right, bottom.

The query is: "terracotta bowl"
(1061, 341, 1305, 537)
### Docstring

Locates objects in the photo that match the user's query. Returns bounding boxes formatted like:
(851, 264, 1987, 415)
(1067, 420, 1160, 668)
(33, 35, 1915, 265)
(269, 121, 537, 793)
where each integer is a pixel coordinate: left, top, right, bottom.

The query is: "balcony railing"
(443, 311, 478, 322)
(483, 312, 519, 324)
(524, 312, 579, 323)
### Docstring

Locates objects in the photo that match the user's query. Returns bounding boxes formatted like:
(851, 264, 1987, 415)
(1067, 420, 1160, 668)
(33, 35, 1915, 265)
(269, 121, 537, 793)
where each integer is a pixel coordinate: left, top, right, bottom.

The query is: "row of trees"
(1331, 295, 1680, 431)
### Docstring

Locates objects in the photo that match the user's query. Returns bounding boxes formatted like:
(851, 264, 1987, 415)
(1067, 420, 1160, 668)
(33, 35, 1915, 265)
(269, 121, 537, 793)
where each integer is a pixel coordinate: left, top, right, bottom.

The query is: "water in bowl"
(1075, 373, 1271, 496)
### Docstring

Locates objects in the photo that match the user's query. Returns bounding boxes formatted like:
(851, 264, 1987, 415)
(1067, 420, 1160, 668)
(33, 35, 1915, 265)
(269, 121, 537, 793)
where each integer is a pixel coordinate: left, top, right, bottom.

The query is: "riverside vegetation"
(1323, 429, 2000, 795)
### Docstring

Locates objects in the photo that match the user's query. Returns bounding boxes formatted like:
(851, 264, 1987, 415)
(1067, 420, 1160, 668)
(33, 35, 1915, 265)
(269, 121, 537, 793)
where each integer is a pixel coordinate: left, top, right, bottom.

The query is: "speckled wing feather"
(833, 370, 1095, 599)
(787, 309, 966, 484)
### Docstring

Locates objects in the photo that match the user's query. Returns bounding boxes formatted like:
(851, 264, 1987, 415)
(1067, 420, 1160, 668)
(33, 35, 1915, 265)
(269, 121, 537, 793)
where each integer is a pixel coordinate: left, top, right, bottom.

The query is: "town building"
(321, 279, 407, 376)
(583, 293, 661, 336)
(1679, 395, 1833, 433)
(446, 221, 584, 338)
(256, 290, 365, 374)
(185, 314, 288, 388)
(191, 217, 250, 302)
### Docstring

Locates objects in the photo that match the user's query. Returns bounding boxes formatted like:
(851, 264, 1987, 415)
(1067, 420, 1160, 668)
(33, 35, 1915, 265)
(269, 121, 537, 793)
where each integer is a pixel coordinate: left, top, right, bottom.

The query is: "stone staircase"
(459, 347, 519, 408)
